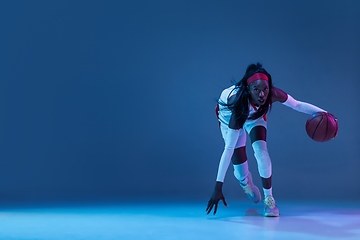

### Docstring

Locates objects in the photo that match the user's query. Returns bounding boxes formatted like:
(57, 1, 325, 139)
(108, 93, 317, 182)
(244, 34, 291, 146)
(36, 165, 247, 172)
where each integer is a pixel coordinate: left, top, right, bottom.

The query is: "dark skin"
(206, 80, 288, 215)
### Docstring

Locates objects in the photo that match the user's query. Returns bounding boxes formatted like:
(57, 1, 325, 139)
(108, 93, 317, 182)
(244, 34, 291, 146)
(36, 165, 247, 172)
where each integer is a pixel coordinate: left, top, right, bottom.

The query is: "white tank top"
(217, 85, 267, 126)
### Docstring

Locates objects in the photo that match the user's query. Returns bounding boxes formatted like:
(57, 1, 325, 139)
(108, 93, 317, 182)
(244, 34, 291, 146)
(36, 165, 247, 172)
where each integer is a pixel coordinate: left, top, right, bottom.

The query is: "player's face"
(248, 79, 269, 106)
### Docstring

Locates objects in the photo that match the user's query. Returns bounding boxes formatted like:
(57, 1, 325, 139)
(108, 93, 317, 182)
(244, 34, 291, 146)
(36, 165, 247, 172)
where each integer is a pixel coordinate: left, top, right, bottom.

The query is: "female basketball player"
(206, 63, 328, 217)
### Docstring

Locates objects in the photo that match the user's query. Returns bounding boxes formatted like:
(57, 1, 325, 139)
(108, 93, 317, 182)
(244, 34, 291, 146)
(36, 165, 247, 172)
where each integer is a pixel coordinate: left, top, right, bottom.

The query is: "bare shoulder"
(271, 87, 288, 103)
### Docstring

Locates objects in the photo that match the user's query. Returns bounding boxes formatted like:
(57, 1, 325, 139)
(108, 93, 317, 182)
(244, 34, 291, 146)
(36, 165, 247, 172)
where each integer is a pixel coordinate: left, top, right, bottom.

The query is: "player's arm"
(272, 87, 326, 115)
(271, 86, 288, 103)
(206, 181, 228, 215)
(207, 110, 240, 215)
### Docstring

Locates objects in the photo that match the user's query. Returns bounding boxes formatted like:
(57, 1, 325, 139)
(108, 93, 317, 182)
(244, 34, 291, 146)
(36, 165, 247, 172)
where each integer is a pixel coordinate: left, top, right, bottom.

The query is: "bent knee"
(232, 146, 247, 165)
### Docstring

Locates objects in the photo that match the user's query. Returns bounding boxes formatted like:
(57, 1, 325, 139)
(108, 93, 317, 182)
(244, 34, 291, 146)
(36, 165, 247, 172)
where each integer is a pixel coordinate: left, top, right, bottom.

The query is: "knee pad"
(252, 140, 272, 178)
(233, 161, 249, 181)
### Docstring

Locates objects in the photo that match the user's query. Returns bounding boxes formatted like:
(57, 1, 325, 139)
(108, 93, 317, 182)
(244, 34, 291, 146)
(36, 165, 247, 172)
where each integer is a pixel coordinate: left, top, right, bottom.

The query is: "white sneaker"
(239, 172, 261, 203)
(264, 196, 280, 217)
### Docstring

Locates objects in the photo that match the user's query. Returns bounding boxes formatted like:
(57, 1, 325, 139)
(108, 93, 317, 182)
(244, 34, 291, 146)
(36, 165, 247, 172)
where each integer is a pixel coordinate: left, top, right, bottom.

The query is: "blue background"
(0, 0, 359, 203)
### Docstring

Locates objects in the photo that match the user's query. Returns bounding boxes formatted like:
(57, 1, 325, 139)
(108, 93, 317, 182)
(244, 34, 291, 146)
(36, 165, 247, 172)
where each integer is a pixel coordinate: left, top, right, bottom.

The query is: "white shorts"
(220, 117, 267, 148)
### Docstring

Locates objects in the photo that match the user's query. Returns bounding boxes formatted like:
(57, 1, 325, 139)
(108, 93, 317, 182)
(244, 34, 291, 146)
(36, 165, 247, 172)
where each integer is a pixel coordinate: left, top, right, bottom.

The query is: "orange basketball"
(305, 112, 338, 142)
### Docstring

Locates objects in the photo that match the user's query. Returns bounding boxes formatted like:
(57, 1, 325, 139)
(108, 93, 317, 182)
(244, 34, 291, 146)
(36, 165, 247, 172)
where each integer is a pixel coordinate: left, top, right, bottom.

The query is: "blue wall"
(0, 0, 359, 202)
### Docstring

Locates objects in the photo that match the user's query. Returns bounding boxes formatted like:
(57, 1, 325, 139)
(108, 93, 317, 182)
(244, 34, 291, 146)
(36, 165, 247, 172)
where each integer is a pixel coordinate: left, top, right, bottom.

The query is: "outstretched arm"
(283, 95, 326, 114)
(272, 87, 326, 114)
(206, 125, 240, 215)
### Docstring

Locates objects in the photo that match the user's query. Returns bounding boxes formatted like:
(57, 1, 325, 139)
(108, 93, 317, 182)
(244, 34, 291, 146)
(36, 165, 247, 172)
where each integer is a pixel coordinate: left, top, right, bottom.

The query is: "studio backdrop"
(0, 0, 359, 202)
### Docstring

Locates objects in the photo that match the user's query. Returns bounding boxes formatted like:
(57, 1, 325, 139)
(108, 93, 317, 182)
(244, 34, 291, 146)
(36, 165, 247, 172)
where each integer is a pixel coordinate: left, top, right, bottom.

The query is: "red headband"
(247, 73, 268, 85)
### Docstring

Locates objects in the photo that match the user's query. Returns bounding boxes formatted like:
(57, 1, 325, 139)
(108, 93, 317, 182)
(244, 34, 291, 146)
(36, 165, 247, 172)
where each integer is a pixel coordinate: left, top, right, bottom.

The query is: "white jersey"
(217, 85, 267, 127)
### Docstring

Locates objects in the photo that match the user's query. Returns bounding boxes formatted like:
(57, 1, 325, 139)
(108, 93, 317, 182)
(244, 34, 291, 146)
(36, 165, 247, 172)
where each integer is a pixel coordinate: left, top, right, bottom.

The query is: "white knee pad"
(252, 140, 272, 178)
(233, 162, 249, 182)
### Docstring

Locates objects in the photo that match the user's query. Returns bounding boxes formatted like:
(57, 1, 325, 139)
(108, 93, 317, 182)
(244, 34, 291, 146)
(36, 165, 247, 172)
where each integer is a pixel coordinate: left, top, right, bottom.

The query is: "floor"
(0, 200, 359, 240)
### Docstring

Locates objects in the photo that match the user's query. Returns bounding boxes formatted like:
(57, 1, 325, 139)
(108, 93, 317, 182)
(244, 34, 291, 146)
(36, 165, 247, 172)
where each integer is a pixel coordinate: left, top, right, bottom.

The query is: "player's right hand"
(206, 189, 228, 215)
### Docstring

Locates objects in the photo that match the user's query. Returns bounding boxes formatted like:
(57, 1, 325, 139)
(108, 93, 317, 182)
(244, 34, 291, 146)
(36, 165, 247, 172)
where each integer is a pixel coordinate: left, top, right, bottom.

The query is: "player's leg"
(249, 125, 279, 217)
(219, 123, 260, 203)
(231, 146, 248, 181)
(230, 130, 261, 203)
(249, 126, 272, 196)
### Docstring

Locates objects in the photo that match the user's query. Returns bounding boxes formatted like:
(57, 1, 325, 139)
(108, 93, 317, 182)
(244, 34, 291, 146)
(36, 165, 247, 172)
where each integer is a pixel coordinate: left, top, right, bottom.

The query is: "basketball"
(306, 112, 338, 142)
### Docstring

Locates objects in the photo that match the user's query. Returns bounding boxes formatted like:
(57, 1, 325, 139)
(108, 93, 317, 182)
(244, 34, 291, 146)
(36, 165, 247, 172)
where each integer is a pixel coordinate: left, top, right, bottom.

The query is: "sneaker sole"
(264, 212, 280, 217)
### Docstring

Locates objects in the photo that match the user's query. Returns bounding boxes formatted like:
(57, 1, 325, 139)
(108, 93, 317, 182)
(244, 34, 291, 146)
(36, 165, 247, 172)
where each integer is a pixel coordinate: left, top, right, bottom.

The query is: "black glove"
(206, 181, 228, 215)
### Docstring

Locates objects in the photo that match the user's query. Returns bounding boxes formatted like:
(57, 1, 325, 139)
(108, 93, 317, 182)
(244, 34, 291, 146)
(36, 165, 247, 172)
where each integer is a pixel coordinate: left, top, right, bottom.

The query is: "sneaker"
(240, 172, 261, 203)
(264, 196, 280, 217)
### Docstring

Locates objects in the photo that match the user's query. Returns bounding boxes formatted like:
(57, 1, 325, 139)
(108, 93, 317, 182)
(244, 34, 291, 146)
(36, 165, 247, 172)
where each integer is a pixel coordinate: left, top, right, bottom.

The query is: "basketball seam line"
(312, 114, 323, 140)
(321, 114, 329, 142)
